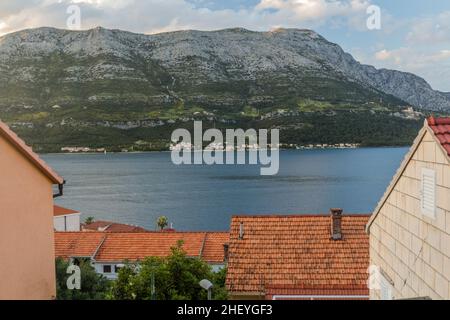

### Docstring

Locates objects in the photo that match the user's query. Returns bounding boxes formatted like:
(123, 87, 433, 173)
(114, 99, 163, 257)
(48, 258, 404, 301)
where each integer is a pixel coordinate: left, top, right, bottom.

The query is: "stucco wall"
(0, 136, 56, 300)
(370, 130, 450, 299)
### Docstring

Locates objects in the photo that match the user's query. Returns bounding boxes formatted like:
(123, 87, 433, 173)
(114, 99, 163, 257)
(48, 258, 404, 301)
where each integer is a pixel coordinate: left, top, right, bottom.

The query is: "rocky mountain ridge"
(0, 27, 448, 111)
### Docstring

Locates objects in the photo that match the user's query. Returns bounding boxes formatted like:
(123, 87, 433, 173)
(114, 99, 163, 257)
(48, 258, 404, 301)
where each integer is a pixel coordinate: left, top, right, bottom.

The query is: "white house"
(53, 205, 81, 231)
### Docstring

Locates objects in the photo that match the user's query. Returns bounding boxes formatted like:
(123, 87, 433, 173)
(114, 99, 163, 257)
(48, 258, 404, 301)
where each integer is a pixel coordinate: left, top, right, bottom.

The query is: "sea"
(43, 147, 408, 231)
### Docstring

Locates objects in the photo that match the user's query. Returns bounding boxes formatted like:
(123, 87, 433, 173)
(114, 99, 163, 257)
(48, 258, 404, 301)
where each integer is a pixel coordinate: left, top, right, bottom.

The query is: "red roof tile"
(427, 117, 450, 156)
(54, 231, 229, 263)
(54, 232, 105, 259)
(54, 205, 79, 217)
(202, 232, 229, 263)
(0, 120, 64, 184)
(82, 220, 149, 233)
(226, 214, 370, 297)
(94, 232, 206, 262)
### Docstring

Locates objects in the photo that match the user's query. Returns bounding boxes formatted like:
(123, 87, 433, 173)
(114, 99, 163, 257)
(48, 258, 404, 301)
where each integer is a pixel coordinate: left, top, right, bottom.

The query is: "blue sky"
(0, 0, 449, 91)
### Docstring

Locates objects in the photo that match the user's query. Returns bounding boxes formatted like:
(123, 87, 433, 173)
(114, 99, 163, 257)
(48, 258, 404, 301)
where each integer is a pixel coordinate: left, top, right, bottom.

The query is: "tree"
(55, 258, 110, 300)
(210, 267, 229, 300)
(157, 216, 168, 230)
(84, 216, 95, 225)
(109, 241, 228, 300)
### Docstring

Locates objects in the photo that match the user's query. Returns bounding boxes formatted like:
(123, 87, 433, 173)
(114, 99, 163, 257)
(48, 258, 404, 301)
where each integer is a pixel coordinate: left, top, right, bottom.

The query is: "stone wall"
(370, 130, 450, 299)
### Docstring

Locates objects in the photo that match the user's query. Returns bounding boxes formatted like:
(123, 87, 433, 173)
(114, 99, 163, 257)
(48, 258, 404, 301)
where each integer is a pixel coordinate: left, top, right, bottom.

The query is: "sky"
(0, 0, 449, 91)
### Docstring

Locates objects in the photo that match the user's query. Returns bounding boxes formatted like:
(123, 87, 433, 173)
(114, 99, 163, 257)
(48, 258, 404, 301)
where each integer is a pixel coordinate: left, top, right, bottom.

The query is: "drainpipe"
(53, 180, 66, 198)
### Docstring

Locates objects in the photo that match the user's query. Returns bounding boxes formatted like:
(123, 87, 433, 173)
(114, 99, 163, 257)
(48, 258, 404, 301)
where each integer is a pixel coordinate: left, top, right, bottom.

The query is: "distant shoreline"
(40, 145, 410, 155)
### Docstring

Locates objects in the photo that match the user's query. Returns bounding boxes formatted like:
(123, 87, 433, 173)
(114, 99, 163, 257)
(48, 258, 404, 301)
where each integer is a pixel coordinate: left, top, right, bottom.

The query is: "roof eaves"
(232, 213, 371, 219)
(0, 121, 64, 184)
(228, 291, 265, 297)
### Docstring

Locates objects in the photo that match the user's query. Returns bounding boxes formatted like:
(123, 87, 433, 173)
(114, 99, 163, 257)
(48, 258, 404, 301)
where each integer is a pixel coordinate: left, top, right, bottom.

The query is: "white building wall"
(53, 213, 81, 231)
(65, 214, 81, 231)
(93, 261, 225, 280)
(53, 216, 66, 231)
(94, 263, 121, 280)
(211, 263, 226, 273)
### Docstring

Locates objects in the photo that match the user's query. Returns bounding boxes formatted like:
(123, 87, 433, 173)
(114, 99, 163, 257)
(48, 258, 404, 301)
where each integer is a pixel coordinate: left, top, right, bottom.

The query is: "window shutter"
(380, 275, 393, 300)
(421, 168, 436, 218)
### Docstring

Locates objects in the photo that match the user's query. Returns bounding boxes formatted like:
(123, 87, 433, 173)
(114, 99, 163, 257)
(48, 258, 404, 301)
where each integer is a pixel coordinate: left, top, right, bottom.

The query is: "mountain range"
(0, 27, 448, 151)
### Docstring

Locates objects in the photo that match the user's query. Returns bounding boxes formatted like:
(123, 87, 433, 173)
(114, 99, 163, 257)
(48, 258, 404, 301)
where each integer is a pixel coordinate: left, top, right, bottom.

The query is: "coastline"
(40, 145, 410, 155)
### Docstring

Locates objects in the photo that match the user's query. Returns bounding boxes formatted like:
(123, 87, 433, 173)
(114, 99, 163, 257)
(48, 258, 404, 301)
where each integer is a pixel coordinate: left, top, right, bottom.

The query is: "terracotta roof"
(0, 120, 64, 184)
(265, 285, 370, 300)
(54, 232, 105, 259)
(54, 231, 228, 263)
(427, 117, 450, 156)
(94, 232, 205, 262)
(226, 214, 370, 297)
(54, 205, 79, 217)
(202, 232, 229, 263)
(82, 220, 149, 233)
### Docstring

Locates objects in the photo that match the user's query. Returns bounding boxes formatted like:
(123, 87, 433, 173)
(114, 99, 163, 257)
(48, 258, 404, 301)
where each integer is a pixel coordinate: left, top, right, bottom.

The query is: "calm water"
(43, 148, 408, 231)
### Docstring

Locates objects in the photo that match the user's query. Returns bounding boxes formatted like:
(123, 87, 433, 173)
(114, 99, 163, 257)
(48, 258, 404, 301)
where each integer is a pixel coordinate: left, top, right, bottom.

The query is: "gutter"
(53, 180, 66, 198)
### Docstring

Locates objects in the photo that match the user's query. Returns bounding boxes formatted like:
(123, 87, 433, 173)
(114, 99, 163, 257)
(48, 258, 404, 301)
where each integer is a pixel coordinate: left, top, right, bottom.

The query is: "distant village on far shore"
(60, 143, 361, 154)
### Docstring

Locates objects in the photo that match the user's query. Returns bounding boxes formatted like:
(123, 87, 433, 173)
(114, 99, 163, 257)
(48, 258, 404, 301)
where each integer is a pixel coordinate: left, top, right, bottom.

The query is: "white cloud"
(354, 9, 450, 92)
(374, 49, 390, 61)
(368, 48, 450, 91)
(0, 0, 375, 36)
(401, 49, 450, 67)
(256, 0, 368, 19)
(406, 11, 450, 45)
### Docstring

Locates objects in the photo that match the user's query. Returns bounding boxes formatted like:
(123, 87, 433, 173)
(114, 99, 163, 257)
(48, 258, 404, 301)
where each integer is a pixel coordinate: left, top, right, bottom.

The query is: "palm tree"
(157, 216, 168, 231)
(84, 217, 95, 225)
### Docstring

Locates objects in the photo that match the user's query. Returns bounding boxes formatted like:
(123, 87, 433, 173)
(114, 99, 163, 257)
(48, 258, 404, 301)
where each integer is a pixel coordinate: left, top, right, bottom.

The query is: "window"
(103, 265, 112, 273)
(114, 265, 122, 273)
(421, 168, 436, 218)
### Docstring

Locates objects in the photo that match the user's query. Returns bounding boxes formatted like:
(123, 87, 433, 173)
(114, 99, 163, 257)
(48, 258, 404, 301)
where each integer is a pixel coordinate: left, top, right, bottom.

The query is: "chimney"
(239, 222, 244, 240)
(330, 208, 343, 240)
(223, 243, 229, 262)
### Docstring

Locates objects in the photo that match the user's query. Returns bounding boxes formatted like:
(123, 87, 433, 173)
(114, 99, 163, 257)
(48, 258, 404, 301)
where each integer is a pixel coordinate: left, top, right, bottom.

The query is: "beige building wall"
(369, 130, 450, 300)
(0, 136, 56, 300)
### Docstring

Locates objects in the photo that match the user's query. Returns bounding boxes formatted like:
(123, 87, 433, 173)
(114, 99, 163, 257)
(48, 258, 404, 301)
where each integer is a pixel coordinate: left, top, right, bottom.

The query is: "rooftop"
(427, 117, 450, 157)
(54, 205, 79, 217)
(82, 220, 149, 233)
(54, 232, 105, 259)
(226, 213, 370, 297)
(54, 231, 229, 263)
